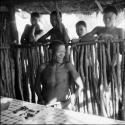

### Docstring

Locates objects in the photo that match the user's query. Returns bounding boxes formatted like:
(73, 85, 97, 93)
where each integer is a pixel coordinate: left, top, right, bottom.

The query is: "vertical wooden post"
(6, 6, 24, 100)
(0, 5, 19, 98)
(9, 6, 19, 44)
(122, 52, 125, 120)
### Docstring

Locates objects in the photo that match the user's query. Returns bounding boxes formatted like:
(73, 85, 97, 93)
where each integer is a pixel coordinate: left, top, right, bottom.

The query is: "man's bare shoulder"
(65, 62, 75, 70)
(39, 63, 49, 72)
(89, 26, 103, 35)
(93, 26, 103, 31)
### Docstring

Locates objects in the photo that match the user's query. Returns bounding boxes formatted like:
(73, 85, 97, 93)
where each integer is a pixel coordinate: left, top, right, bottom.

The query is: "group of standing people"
(20, 5, 125, 112)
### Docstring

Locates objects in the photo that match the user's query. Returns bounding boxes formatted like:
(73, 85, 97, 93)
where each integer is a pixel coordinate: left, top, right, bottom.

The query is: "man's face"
(76, 25, 87, 38)
(50, 15, 61, 28)
(31, 17, 39, 26)
(103, 12, 117, 27)
(55, 45, 66, 63)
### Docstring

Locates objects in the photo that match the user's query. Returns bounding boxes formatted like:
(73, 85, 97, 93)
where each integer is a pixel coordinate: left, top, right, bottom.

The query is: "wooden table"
(1, 97, 125, 124)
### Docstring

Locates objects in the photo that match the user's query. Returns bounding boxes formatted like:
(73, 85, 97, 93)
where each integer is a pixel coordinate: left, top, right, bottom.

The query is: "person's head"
(103, 5, 118, 27)
(50, 10, 62, 28)
(76, 21, 87, 38)
(51, 40, 66, 63)
(30, 12, 40, 26)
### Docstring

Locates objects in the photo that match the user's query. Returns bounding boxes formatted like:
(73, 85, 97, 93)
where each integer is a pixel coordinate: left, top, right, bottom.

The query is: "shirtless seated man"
(35, 40, 83, 109)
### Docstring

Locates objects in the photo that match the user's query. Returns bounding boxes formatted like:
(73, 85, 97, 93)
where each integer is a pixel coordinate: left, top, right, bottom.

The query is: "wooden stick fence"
(0, 40, 125, 120)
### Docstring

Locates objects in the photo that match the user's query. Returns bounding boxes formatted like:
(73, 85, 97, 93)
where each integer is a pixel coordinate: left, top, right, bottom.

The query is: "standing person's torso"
(96, 27, 122, 60)
(97, 27, 122, 39)
(22, 24, 41, 44)
(49, 24, 69, 44)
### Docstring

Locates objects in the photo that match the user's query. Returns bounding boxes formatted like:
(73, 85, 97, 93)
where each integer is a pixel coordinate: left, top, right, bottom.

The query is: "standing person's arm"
(29, 25, 44, 42)
(62, 25, 70, 44)
(35, 64, 46, 104)
(81, 27, 99, 42)
(39, 29, 53, 43)
(35, 30, 44, 41)
(56, 10, 63, 36)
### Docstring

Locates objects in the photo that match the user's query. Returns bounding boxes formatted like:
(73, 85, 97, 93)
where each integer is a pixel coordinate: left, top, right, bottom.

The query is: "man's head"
(50, 10, 62, 28)
(30, 12, 40, 26)
(76, 21, 87, 38)
(51, 40, 66, 63)
(103, 6, 118, 27)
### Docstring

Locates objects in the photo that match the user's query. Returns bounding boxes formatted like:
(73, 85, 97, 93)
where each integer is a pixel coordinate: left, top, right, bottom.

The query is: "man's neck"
(105, 25, 115, 29)
(56, 62, 63, 66)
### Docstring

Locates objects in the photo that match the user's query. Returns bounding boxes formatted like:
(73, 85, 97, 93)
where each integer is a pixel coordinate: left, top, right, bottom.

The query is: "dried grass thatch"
(1, 0, 125, 14)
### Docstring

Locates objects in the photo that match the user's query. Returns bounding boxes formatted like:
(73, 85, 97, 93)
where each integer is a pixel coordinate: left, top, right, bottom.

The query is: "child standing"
(21, 12, 43, 44)
(76, 21, 87, 39)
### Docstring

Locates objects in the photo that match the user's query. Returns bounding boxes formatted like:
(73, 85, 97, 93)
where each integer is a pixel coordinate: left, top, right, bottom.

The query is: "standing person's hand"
(98, 33, 113, 40)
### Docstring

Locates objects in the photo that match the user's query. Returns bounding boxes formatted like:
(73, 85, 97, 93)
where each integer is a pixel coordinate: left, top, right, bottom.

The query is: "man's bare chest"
(42, 66, 69, 86)
(98, 28, 119, 39)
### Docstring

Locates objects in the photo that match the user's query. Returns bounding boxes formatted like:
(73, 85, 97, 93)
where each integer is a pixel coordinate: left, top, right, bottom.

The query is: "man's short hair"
(31, 12, 40, 18)
(103, 5, 118, 15)
(76, 21, 87, 28)
(50, 10, 62, 18)
(50, 40, 65, 52)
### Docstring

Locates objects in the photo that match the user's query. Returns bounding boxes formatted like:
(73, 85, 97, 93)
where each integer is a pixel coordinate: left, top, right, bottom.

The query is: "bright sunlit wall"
(15, 10, 125, 44)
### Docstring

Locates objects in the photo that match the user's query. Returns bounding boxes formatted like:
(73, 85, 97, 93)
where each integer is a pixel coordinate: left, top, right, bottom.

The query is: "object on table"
(1, 102, 10, 111)
(13, 106, 40, 120)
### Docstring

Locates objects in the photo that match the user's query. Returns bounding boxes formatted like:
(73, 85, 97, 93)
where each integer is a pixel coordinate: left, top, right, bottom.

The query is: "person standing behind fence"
(81, 5, 125, 85)
(21, 12, 43, 44)
(81, 5, 125, 117)
(76, 21, 87, 39)
(20, 12, 44, 102)
(70, 21, 87, 68)
(40, 10, 70, 61)
(81, 5, 125, 48)
(81, 5, 125, 70)
(40, 10, 70, 45)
